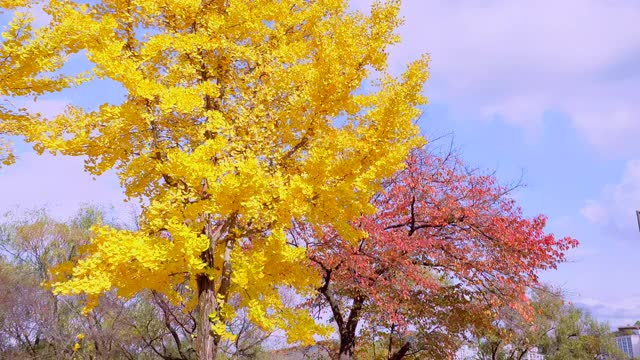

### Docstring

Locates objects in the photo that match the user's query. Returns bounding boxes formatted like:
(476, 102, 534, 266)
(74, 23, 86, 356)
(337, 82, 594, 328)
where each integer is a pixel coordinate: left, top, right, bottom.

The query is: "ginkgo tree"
(0, 0, 77, 165)
(0, 0, 429, 358)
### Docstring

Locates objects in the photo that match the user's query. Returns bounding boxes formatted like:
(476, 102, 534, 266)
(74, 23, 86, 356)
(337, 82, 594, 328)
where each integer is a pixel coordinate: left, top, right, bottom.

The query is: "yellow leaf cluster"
(0, 0, 84, 164)
(2, 0, 429, 343)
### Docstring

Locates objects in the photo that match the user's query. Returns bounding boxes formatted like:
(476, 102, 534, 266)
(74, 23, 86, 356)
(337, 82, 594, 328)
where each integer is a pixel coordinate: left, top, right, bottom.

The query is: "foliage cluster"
(0, 208, 272, 359)
(0, 0, 580, 359)
(474, 287, 627, 360)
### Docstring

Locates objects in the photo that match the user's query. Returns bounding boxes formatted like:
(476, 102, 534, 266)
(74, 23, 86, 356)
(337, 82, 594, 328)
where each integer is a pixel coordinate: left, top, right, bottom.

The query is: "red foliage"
(293, 147, 578, 358)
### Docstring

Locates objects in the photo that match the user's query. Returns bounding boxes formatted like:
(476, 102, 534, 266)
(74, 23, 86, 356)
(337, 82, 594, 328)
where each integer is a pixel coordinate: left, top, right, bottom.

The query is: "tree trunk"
(212, 236, 235, 351)
(317, 267, 367, 360)
(516, 348, 530, 360)
(337, 296, 366, 360)
(389, 342, 411, 360)
(491, 341, 500, 360)
(195, 220, 227, 360)
(339, 330, 358, 360)
(196, 273, 217, 359)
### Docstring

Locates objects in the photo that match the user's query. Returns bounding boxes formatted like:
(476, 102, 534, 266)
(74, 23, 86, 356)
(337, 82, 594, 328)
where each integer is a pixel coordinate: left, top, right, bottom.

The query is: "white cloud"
(0, 97, 134, 222)
(356, 0, 640, 153)
(0, 152, 127, 221)
(16, 98, 69, 118)
(580, 159, 640, 236)
(580, 200, 608, 226)
(10, 3, 52, 29)
(577, 296, 640, 327)
(0, 97, 68, 117)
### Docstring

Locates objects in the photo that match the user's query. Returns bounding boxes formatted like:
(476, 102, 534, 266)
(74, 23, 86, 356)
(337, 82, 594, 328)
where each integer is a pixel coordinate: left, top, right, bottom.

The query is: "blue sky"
(2, 0, 640, 327)
(373, 0, 640, 326)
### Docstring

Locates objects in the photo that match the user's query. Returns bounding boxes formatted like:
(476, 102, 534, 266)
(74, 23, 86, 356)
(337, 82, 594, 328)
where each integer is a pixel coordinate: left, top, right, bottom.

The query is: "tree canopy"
(0, 1, 586, 359)
(0, 0, 428, 357)
(294, 147, 578, 359)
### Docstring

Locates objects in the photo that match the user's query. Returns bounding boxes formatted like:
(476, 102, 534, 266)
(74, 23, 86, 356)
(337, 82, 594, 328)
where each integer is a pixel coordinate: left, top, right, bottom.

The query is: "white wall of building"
(616, 334, 640, 358)
(454, 345, 545, 360)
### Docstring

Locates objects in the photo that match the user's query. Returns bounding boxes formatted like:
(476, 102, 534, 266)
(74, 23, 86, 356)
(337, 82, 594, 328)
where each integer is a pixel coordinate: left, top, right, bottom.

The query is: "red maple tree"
(291, 146, 578, 360)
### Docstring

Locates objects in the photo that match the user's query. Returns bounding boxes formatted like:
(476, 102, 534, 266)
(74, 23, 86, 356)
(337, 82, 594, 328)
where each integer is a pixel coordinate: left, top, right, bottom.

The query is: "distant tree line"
(0, 207, 271, 359)
(472, 286, 627, 360)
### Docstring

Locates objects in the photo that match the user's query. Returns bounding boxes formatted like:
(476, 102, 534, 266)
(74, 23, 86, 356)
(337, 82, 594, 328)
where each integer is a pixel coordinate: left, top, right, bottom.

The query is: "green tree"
(476, 286, 564, 360)
(474, 286, 625, 360)
(543, 306, 626, 360)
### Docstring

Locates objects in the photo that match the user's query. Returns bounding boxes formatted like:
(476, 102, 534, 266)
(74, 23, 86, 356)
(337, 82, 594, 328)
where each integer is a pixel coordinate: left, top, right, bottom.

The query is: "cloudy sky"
(2, 0, 640, 327)
(371, 0, 640, 327)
